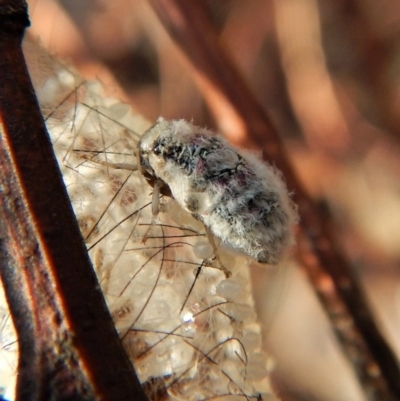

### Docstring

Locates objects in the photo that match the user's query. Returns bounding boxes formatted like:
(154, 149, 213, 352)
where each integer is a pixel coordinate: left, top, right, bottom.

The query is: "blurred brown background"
(26, 1, 400, 400)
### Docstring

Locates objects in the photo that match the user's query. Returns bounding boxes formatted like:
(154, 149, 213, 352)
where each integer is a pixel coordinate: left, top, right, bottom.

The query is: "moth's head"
(138, 118, 172, 196)
(139, 117, 192, 173)
(138, 118, 166, 177)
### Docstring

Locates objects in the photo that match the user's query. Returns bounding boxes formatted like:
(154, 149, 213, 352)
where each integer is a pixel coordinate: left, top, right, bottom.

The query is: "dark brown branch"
(0, 1, 148, 399)
(148, 1, 400, 400)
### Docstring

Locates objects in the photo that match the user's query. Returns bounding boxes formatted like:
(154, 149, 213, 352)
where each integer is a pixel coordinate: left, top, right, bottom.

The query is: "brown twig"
(147, 1, 400, 400)
(0, 1, 148, 399)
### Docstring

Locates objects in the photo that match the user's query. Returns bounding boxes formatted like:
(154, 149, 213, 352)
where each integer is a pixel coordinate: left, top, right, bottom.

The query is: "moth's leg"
(204, 226, 231, 278)
(142, 179, 164, 244)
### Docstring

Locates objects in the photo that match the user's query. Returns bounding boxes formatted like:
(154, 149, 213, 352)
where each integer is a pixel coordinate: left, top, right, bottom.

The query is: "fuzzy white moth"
(139, 118, 297, 265)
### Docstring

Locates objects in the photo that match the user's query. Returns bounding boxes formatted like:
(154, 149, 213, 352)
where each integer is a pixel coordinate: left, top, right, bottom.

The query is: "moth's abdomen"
(201, 185, 293, 264)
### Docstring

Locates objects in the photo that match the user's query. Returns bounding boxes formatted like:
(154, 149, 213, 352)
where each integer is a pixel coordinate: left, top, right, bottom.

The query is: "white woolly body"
(139, 118, 297, 264)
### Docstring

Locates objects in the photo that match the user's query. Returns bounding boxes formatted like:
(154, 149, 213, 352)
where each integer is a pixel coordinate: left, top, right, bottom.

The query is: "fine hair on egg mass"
(139, 118, 298, 265)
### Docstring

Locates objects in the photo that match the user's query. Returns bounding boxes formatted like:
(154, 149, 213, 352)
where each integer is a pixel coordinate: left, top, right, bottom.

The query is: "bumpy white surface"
(0, 39, 279, 401)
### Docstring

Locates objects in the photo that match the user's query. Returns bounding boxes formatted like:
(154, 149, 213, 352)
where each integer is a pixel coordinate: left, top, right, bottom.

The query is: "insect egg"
(139, 118, 298, 265)
(193, 241, 214, 260)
